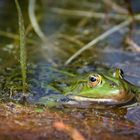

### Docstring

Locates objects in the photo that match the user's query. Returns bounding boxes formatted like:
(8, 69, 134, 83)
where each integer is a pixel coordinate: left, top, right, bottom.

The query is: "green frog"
(63, 68, 140, 106)
(2, 65, 140, 107)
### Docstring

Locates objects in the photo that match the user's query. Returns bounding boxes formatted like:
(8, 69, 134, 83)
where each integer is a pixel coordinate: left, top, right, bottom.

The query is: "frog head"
(64, 68, 134, 105)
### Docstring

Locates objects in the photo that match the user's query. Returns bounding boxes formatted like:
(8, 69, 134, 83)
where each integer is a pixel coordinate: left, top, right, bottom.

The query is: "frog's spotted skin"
(63, 68, 140, 105)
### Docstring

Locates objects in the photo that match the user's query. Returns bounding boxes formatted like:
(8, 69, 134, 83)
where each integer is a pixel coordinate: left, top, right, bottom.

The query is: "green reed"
(15, 0, 27, 93)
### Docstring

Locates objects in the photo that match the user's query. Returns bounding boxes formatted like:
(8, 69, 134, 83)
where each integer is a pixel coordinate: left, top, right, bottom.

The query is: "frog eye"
(89, 76, 97, 82)
(88, 74, 101, 87)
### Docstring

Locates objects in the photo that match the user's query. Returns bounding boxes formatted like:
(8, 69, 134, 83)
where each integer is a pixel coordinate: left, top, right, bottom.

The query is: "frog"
(62, 68, 140, 106)
(2, 65, 140, 107)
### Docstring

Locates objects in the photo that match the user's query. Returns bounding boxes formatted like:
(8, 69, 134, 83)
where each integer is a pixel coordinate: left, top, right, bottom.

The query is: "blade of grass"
(15, 0, 27, 93)
(28, 0, 47, 42)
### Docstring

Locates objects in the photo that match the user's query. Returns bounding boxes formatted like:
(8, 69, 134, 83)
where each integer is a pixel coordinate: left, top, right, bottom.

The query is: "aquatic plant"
(15, 0, 27, 93)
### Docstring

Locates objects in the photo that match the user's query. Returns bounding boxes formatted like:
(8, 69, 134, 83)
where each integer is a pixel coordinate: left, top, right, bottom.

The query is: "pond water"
(0, 0, 140, 139)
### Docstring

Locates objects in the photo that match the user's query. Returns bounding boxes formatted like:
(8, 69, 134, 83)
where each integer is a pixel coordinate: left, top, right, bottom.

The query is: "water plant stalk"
(15, 0, 27, 93)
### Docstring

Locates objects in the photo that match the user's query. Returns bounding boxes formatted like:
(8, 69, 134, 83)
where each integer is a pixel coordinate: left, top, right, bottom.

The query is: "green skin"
(64, 68, 140, 105)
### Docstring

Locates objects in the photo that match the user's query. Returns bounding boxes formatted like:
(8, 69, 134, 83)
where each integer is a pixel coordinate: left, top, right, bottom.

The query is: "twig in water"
(0, 30, 38, 45)
(52, 8, 128, 20)
(58, 33, 84, 47)
(125, 37, 140, 52)
(102, 0, 128, 14)
(65, 18, 133, 65)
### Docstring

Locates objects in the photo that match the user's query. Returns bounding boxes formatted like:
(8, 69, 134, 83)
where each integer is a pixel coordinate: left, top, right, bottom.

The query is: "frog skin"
(63, 68, 140, 105)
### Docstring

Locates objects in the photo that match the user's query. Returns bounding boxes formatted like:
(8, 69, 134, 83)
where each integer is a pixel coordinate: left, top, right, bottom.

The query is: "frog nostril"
(110, 83, 117, 87)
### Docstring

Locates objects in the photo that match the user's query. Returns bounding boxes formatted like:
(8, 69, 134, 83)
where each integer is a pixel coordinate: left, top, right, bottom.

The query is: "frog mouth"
(67, 95, 117, 103)
(67, 93, 135, 105)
